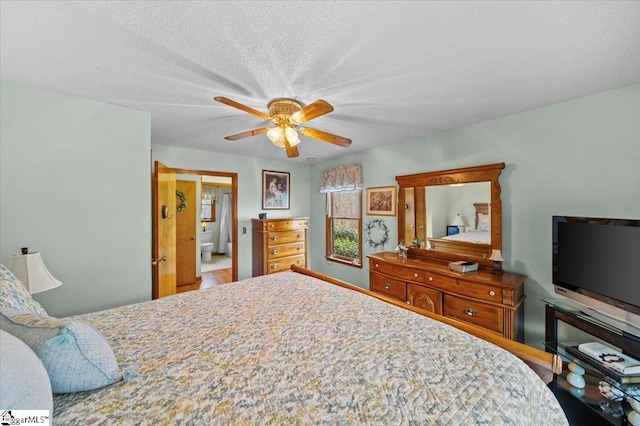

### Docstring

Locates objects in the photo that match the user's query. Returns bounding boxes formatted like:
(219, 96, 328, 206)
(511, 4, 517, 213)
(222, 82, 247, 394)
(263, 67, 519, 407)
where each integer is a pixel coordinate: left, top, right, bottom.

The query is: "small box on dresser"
(252, 217, 309, 277)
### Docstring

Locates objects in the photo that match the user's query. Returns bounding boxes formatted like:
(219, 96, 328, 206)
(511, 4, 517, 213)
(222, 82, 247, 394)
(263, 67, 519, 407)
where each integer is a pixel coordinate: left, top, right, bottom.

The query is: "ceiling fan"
(214, 96, 352, 158)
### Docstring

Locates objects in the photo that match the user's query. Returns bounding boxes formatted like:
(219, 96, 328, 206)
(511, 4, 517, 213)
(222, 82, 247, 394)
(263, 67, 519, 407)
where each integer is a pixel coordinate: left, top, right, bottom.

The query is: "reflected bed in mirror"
(396, 163, 504, 267)
(428, 200, 491, 257)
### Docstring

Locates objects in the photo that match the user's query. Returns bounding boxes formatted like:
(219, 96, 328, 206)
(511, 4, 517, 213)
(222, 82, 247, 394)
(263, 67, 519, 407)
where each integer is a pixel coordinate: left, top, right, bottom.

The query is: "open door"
(152, 161, 177, 298)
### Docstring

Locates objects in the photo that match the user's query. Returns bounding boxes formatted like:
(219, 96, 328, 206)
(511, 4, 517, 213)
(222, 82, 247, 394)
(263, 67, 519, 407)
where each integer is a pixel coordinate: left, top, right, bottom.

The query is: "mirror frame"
(396, 162, 505, 268)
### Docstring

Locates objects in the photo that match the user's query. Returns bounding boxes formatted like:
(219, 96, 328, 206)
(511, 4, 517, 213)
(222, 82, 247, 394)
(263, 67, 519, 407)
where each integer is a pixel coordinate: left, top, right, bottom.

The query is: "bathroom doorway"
(199, 177, 233, 289)
(164, 166, 237, 293)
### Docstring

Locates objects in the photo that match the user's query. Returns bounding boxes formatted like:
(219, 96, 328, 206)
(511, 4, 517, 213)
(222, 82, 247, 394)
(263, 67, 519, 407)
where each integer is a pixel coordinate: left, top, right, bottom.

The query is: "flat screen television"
(552, 216, 640, 336)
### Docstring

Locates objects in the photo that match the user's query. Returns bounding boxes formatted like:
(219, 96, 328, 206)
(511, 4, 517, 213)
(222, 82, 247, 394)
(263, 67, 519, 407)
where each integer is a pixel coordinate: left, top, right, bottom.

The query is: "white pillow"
(477, 213, 491, 232)
(0, 329, 53, 411)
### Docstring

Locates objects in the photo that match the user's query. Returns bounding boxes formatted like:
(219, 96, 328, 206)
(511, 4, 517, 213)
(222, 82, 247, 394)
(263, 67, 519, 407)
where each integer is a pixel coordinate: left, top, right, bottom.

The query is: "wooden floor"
(200, 267, 232, 289)
(176, 267, 233, 293)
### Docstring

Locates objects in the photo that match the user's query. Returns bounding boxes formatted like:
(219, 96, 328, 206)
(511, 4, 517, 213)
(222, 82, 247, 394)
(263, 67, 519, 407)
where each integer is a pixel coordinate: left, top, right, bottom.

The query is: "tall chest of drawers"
(252, 217, 309, 277)
(368, 252, 527, 342)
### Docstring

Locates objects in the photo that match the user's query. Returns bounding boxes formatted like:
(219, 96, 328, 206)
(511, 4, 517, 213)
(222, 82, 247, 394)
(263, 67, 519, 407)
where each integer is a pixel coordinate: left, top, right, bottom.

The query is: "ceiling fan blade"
(299, 127, 351, 147)
(284, 139, 299, 158)
(290, 100, 334, 125)
(214, 97, 272, 121)
(224, 127, 271, 141)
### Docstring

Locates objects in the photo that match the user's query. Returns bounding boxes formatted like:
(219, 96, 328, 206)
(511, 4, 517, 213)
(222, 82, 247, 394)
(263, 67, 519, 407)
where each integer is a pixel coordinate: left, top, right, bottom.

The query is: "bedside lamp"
(488, 249, 504, 275)
(8, 251, 62, 294)
(452, 214, 465, 232)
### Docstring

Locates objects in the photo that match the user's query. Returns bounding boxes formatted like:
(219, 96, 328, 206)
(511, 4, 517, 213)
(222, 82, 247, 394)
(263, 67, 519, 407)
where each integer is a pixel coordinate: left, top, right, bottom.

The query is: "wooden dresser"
(252, 217, 309, 277)
(367, 252, 527, 342)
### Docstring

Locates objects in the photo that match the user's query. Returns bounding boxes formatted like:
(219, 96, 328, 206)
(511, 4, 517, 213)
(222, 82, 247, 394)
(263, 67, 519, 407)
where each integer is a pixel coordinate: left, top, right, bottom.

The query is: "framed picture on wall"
(447, 225, 460, 236)
(262, 170, 290, 210)
(366, 186, 397, 216)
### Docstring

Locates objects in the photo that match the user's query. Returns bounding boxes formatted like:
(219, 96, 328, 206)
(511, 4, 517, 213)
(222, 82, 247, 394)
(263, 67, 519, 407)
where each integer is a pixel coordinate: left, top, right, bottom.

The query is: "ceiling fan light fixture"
(289, 111, 303, 125)
(285, 126, 300, 146)
(273, 136, 286, 148)
(267, 126, 283, 143)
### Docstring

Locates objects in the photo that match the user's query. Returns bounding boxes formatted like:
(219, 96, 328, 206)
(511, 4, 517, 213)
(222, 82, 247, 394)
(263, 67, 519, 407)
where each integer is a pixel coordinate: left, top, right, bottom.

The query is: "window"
(321, 164, 364, 267)
(326, 191, 362, 267)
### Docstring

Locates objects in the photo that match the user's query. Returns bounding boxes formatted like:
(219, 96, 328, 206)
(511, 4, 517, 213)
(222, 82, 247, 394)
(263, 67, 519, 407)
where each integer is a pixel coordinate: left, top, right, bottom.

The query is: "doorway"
(152, 164, 238, 298)
(198, 176, 233, 290)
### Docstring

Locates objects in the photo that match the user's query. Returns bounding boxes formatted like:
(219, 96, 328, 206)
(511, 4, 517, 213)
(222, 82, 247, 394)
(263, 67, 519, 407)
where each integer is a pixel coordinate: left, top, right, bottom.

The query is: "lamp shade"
(284, 126, 301, 146)
(8, 252, 62, 294)
(452, 214, 465, 227)
(267, 126, 284, 146)
(488, 249, 504, 262)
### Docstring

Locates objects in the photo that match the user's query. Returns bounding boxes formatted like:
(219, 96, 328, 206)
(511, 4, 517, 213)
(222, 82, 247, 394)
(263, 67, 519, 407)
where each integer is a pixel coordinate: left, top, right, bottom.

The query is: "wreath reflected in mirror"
(365, 219, 390, 250)
(176, 190, 188, 213)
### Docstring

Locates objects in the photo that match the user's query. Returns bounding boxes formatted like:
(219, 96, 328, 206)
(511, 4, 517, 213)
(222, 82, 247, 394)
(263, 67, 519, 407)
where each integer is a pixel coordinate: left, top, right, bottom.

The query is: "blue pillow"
(0, 308, 122, 393)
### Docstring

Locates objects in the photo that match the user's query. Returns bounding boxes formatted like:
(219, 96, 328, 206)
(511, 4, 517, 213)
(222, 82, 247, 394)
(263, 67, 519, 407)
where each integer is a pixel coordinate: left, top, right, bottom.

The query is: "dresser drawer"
(369, 260, 424, 283)
(267, 229, 306, 246)
(264, 219, 308, 232)
(433, 276, 503, 304)
(444, 295, 503, 333)
(407, 283, 442, 315)
(267, 254, 306, 273)
(267, 242, 306, 260)
(370, 273, 407, 301)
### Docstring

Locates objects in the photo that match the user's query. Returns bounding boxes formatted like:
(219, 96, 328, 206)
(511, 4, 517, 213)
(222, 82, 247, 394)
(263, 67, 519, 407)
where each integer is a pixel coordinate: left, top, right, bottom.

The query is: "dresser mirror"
(396, 163, 505, 267)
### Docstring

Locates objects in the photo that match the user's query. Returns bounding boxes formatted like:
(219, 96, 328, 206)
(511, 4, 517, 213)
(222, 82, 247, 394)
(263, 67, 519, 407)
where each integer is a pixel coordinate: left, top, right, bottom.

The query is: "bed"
(428, 203, 492, 258)
(1, 265, 567, 425)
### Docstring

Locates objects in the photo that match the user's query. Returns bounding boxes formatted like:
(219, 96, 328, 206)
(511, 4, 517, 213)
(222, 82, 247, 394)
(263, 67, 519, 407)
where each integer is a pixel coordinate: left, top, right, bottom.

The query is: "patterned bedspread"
(53, 271, 567, 425)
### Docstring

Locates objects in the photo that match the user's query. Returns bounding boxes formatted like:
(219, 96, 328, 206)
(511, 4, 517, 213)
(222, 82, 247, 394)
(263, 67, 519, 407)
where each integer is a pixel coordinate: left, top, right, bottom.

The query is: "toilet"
(201, 230, 214, 262)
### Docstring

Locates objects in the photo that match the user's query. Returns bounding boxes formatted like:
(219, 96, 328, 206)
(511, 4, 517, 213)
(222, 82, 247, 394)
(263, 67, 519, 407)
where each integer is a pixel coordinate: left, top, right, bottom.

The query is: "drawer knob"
(464, 307, 477, 316)
(413, 273, 418, 278)
(384, 283, 392, 289)
(297, 245, 302, 251)
(489, 291, 496, 296)
(297, 259, 302, 264)
(271, 249, 278, 255)
(271, 235, 278, 241)
(375, 263, 379, 268)
(297, 233, 303, 238)
(428, 276, 433, 282)
(270, 263, 278, 269)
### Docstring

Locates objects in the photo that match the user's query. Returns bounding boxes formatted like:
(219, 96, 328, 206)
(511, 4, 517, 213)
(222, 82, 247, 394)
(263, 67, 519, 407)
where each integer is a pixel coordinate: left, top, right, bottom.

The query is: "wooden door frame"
(165, 167, 238, 283)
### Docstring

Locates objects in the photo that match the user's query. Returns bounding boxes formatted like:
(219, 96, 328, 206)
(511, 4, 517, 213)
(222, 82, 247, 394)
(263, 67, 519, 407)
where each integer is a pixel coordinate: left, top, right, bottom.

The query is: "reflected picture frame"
(262, 170, 290, 210)
(366, 186, 397, 216)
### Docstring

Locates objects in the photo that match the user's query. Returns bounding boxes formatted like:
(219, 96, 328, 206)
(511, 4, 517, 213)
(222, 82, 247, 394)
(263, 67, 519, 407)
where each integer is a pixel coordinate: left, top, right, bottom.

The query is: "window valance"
(320, 164, 363, 193)
(202, 185, 218, 201)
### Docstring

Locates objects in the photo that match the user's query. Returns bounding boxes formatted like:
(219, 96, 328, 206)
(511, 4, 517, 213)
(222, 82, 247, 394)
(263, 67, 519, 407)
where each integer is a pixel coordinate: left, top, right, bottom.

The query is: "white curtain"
(217, 194, 231, 254)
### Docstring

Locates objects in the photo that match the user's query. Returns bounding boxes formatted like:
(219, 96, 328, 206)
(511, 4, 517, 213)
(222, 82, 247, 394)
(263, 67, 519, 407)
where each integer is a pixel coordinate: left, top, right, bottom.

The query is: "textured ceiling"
(2, 1, 639, 163)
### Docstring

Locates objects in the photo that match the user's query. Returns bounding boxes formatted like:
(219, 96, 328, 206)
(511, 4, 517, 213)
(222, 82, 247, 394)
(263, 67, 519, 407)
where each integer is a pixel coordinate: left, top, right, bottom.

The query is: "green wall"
(309, 83, 640, 347)
(0, 82, 151, 317)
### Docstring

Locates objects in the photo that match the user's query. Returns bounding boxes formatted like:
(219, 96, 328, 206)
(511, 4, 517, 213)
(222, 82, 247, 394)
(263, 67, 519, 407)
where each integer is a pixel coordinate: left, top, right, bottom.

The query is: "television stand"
(582, 307, 640, 338)
(544, 299, 640, 425)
